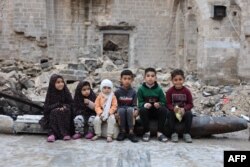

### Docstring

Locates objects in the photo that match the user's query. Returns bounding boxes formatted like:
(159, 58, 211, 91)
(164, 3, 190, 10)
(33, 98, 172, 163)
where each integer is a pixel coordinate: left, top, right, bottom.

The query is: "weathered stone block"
(74, 70, 88, 77)
(0, 115, 14, 134)
(244, 25, 250, 36)
(59, 70, 75, 75)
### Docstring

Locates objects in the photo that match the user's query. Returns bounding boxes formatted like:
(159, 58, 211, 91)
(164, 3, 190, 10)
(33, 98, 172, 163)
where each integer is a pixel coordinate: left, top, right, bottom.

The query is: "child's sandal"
(158, 134, 168, 142)
(91, 135, 100, 141)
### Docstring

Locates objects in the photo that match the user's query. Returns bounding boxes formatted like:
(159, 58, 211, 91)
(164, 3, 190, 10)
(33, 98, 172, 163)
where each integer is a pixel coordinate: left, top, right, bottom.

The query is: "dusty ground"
(0, 129, 249, 167)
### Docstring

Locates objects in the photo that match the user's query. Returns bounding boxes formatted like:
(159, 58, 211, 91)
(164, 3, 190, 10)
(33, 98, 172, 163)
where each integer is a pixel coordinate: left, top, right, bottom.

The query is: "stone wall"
(0, 0, 250, 84)
(0, 0, 47, 61)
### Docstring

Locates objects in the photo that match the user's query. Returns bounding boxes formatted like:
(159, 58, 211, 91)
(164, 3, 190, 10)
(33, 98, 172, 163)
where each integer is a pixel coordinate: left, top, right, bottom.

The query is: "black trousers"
(169, 110, 193, 134)
(139, 106, 168, 133)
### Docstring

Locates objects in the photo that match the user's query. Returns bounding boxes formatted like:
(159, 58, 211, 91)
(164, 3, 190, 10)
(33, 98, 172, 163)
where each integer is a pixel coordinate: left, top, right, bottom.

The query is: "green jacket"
(137, 82, 166, 109)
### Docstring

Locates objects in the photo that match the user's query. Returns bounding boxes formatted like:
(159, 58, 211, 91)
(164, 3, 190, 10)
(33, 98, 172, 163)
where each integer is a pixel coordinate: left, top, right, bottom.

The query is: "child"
(137, 68, 168, 142)
(72, 81, 96, 140)
(166, 69, 193, 143)
(43, 74, 73, 142)
(92, 79, 117, 142)
(115, 70, 139, 143)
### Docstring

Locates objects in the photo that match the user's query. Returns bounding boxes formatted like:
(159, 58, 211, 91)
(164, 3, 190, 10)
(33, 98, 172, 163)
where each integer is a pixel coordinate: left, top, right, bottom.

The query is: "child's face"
(144, 71, 156, 85)
(121, 75, 133, 88)
(81, 85, 91, 97)
(55, 78, 64, 91)
(172, 75, 185, 89)
(102, 86, 111, 95)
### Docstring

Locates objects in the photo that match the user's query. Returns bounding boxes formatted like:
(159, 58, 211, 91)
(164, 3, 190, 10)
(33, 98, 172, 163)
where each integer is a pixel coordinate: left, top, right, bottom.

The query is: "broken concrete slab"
(1, 66, 18, 73)
(20, 77, 35, 89)
(13, 115, 47, 134)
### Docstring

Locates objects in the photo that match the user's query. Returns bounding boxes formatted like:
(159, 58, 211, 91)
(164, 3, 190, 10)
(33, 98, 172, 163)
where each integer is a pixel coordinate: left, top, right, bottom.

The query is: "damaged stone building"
(0, 0, 250, 84)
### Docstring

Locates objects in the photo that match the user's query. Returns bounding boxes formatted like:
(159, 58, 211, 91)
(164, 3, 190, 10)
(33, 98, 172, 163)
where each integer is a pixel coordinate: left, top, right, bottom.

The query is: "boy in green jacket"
(138, 68, 168, 142)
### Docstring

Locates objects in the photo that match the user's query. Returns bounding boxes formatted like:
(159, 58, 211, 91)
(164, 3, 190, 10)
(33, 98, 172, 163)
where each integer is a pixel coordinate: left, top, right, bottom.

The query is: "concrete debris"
(0, 58, 249, 118)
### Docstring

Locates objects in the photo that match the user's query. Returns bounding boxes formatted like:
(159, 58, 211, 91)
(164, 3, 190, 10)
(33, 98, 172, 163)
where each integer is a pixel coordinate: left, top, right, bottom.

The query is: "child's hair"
(144, 67, 156, 75)
(171, 69, 185, 79)
(121, 69, 134, 78)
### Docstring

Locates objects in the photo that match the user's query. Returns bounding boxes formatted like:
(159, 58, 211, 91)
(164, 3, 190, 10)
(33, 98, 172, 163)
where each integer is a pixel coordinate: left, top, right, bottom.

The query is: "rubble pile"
(0, 58, 249, 118)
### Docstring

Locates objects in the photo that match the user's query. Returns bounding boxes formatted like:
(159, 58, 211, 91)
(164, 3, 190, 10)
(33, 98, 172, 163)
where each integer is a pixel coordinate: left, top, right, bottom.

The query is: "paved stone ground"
(0, 129, 249, 167)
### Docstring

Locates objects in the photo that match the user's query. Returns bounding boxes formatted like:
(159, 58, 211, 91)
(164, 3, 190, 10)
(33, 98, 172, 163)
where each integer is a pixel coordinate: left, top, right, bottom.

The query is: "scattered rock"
(114, 60, 124, 66)
(219, 86, 233, 95)
(0, 59, 250, 118)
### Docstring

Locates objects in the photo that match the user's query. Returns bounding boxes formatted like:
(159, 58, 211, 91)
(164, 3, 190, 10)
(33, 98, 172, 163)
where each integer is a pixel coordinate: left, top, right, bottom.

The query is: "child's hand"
(174, 106, 180, 113)
(144, 103, 152, 109)
(115, 113, 120, 119)
(154, 102, 160, 109)
(180, 108, 185, 116)
(84, 99, 89, 105)
(133, 109, 138, 117)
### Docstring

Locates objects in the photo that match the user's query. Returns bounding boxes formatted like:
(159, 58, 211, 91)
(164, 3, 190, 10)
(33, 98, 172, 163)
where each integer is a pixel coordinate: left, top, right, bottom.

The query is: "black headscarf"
(73, 81, 96, 116)
(44, 74, 73, 113)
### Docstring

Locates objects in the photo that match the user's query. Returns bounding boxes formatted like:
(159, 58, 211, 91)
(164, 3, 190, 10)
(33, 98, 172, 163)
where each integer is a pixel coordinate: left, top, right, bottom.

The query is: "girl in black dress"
(43, 74, 73, 142)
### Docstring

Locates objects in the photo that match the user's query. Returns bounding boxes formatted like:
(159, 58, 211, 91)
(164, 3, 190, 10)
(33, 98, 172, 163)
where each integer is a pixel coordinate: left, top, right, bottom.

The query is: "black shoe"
(128, 133, 139, 143)
(117, 132, 126, 141)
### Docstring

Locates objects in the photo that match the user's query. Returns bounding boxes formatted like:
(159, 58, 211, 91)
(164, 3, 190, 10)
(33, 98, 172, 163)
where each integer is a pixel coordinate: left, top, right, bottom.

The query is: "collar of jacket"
(142, 82, 158, 89)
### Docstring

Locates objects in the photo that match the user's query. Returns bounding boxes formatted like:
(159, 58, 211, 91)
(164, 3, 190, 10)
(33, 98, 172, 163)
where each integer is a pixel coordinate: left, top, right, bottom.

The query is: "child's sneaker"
(183, 133, 192, 143)
(171, 133, 178, 143)
(117, 132, 126, 141)
(72, 133, 82, 140)
(47, 135, 55, 142)
(142, 133, 150, 142)
(128, 133, 139, 143)
(107, 136, 113, 142)
(91, 135, 100, 141)
(85, 132, 94, 139)
(158, 134, 168, 142)
(63, 135, 71, 141)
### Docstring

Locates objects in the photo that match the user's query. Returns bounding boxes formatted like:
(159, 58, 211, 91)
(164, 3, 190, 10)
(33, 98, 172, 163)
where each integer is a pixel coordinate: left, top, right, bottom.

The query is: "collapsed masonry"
(0, 59, 249, 120)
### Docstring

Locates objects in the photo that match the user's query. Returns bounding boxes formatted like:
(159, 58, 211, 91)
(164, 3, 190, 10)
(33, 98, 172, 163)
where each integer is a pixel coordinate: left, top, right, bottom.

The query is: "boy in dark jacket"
(115, 70, 139, 142)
